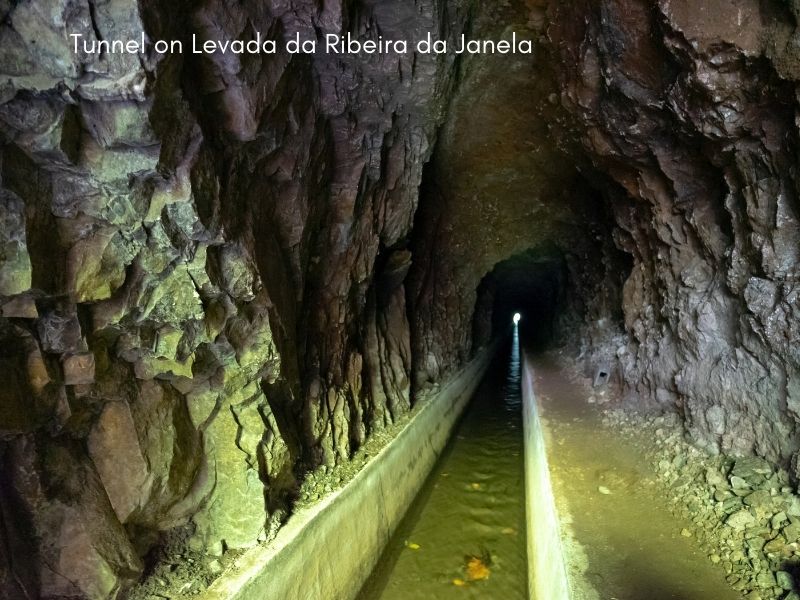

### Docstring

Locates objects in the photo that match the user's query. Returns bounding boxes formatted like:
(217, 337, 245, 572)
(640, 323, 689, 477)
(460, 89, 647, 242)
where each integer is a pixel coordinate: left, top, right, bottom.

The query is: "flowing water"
(358, 329, 528, 599)
(359, 337, 744, 600)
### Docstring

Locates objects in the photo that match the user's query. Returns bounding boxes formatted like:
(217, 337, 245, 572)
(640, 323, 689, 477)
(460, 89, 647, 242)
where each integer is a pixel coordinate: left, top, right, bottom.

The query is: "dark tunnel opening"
(474, 247, 569, 353)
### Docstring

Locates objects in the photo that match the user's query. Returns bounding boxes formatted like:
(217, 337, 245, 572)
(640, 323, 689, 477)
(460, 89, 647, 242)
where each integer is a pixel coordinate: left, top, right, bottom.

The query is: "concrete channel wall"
(197, 347, 495, 600)
(522, 354, 571, 600)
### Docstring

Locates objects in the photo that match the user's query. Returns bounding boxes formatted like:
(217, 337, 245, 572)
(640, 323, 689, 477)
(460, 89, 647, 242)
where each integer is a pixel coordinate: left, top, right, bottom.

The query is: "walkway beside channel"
(527, 353, 741, 600)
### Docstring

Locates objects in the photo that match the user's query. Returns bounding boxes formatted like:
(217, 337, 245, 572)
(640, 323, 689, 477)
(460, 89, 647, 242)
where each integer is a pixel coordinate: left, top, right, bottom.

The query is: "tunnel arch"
(473, 246, 569, 352)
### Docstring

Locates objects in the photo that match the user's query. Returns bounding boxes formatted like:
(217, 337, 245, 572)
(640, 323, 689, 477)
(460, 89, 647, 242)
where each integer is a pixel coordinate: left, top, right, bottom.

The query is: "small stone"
(776, 570, 794, 591)
(745, 536, 765, 553)
(763, 535, 787, 554)
(731, 475, 750, 489)
(755, 571, 776, 588)
(715, 488, 733, 501)
(723, 497, 744, 512)
(787, 497, 800, 517)
(743, 490, 772, 511)
(62, 352, 96, 385)
(723, 561, 733, 573)
(784, 520, 800, 542)
(680, 528, 692, 537)
(208, 559, 223, 575)
(706, 468, 726, 486)
(731, 578, 747, 591)
(727, 509, 756, 531)
(710, 554, 721, 564)
(771, 511, 787, 529)
(732, 457, 773, 485)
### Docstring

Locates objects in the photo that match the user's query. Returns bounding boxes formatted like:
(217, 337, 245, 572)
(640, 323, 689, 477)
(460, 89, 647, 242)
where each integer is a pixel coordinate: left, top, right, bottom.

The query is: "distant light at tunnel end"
(513, 312, 521, 325)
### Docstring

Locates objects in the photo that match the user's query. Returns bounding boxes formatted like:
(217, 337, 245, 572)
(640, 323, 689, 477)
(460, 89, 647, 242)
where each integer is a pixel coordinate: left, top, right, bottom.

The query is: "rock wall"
(549, 0, 800, 468)
(0, 0, 478, 596)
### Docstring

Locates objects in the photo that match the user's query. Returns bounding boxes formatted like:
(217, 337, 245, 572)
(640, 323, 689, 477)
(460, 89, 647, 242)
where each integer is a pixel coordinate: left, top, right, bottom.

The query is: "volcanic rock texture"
(550, 0, 800, 469)
(3, 0, 800, 597)
(0, 0, 474, 596)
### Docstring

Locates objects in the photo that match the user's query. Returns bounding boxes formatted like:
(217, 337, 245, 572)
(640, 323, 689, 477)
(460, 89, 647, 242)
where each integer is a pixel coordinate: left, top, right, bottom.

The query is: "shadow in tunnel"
(474, 247, 568, 353)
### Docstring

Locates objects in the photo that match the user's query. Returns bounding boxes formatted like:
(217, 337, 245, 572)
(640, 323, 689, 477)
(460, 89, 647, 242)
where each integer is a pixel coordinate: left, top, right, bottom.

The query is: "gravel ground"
(602, 407, 800, 600)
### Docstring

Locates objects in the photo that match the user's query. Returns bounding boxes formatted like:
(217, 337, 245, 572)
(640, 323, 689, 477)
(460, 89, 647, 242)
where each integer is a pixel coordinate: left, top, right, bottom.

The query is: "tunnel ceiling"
(3, 0, 800, 597)
(406, 0, 621, 383)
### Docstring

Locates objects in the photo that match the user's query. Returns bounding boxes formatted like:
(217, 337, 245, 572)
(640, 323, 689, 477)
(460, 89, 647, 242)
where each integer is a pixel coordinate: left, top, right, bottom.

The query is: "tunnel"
(2, 0, 800, 599)
(475, 248, 569, 352)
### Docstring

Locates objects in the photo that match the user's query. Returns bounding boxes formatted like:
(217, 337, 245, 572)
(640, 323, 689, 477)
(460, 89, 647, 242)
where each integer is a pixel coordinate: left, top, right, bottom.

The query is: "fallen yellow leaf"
(407, 542, 420, 550)
(465, 556, 490, 581)
(452, 578, 466, 587)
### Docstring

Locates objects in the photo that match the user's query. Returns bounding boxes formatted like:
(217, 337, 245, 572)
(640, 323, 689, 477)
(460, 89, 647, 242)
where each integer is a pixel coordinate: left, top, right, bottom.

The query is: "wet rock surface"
(0, 0, 476, 595)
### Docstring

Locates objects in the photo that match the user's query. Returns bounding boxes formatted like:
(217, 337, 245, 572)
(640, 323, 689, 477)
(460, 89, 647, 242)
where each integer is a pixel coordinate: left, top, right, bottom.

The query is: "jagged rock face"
(549, 0, 800, 466)
(0, 0, 474, 596)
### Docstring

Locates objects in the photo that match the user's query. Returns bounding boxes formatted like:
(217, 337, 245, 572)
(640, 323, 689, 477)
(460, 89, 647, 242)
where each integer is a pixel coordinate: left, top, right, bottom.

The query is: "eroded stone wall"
(550, 0, 800, 468)
(0, 0, 476, 596)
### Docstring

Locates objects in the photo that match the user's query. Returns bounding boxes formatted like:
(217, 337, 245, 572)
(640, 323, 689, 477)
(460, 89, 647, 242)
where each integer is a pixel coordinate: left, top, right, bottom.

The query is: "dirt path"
(530, 352, 742, 600)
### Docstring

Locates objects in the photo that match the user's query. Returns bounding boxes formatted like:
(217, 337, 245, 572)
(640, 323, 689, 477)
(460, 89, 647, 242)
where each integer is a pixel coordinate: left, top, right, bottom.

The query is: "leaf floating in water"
(452, 578, 466, 587)
(406, 542, 420, 550)
(465, 556, 490, 581)
(501, 527, 516, 535)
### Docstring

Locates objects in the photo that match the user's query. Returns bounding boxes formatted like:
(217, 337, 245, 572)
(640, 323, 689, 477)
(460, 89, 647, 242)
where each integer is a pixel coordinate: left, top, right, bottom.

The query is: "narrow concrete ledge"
(522, 353, 570, 600)
(197, 347, 495, 600)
